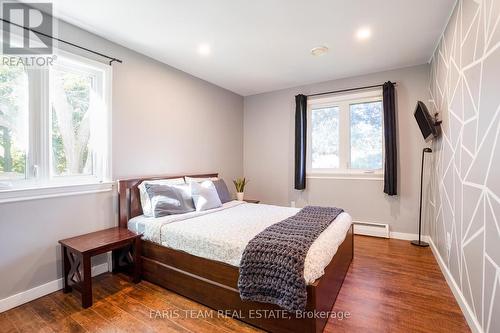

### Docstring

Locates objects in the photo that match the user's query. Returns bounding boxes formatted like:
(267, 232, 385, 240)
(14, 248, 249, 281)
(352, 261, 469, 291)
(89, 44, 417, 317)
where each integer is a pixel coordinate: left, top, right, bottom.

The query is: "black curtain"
(294, 94, 307, 190)
(383, 81, 397, 195)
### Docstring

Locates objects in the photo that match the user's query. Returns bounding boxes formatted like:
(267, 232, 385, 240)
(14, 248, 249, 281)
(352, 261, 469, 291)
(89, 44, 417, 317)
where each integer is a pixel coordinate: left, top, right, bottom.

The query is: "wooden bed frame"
(117, 173, 353, 333)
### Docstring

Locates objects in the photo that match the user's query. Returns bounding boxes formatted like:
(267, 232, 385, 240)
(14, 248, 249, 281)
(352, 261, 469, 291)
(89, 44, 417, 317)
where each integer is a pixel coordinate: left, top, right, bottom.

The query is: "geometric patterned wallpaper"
(427, 0, 500, 332)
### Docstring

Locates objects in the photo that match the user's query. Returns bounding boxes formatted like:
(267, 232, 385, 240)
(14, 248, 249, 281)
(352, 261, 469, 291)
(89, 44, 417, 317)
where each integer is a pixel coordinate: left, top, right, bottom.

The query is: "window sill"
(306, 173, 384, 181)
(0, 181, 115, 204)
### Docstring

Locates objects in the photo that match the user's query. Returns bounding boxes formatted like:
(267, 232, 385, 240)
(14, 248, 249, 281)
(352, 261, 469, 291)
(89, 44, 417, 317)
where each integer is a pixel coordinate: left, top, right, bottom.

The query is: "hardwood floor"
(329, 236, 470, 333)
(0, 236, 470, 333)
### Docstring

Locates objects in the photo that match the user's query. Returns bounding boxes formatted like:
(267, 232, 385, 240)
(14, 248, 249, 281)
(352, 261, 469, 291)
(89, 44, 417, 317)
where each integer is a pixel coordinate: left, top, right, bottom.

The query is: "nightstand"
(59, 227, 141, 308)
(244, 199, 260, 204)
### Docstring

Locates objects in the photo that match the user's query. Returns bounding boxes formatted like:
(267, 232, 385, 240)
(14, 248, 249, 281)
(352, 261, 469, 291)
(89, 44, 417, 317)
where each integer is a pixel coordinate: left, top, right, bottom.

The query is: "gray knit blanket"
(238, 206, 344, 312)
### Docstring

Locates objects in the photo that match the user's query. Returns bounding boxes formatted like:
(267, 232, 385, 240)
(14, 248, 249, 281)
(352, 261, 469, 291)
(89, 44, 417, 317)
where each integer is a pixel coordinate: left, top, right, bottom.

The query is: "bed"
(117, 173, 353, 333)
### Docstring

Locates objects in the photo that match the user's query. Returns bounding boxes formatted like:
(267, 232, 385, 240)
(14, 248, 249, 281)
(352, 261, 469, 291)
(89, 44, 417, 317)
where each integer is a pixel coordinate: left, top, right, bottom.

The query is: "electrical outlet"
(446, 232, 451, 251)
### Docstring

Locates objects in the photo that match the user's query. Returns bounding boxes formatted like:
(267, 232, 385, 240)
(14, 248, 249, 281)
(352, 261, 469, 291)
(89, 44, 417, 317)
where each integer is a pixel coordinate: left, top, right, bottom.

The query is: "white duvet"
(128, 201, 352, 284)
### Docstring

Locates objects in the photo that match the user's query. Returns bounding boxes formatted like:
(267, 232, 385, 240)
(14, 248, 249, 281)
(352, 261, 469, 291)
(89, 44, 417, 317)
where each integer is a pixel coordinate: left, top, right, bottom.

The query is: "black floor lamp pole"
(411, 147, 432, 247)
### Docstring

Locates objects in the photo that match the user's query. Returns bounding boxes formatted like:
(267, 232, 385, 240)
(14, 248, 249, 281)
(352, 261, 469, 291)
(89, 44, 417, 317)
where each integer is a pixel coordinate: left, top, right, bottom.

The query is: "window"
(311, 106, 339, 169)
(0, 51, 111, 191)
(349, 101, 383, 170)
(307, 90, 384, 176)
(0, 63, 29, 181)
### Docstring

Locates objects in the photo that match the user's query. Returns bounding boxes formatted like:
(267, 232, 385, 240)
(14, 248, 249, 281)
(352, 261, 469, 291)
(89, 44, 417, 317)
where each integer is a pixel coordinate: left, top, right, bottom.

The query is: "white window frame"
(47, 50, 112, 184)
(306, 89, 384, 179)
(0, 46, 113, 202)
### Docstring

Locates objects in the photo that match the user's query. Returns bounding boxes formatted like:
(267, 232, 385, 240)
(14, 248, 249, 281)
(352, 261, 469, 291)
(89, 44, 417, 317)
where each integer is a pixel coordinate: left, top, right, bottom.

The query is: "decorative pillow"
(185, 176, 219, 183)
(190, 181, 222, 211)
(145, 183, 195, 217)
(170, 183, 196, 210)
(138, 177, 185, 217)
(212, 179, 232, 203)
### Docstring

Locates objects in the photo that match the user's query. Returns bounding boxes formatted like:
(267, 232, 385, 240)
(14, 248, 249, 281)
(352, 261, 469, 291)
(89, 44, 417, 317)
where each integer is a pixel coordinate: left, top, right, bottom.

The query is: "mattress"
(128, 201, 352, 284)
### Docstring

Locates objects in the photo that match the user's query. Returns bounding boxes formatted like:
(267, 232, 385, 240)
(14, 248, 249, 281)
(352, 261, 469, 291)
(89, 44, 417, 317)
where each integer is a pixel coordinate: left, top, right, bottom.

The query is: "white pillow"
(190, 181, 222, 211)
(138, 177, 185, 217)
(185, 176, 219, 183)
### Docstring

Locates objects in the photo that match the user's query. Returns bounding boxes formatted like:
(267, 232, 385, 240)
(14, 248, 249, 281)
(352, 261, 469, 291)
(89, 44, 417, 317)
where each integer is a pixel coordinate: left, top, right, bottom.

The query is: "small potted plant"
(233, 178, 248, 201)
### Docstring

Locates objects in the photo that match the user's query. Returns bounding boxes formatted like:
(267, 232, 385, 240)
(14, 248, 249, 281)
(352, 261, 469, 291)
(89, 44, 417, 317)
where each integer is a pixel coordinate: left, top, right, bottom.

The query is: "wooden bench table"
(58, 227, 142, 308)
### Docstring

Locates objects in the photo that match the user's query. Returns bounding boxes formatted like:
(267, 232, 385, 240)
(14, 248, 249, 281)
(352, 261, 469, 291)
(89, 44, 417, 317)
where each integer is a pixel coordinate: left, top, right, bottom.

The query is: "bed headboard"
(117, 173, 218, 228)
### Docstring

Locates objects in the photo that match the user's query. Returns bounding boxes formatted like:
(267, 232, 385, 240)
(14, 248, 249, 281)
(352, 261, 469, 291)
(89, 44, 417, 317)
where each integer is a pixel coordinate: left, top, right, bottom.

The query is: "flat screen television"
(414, 101, 440, 141)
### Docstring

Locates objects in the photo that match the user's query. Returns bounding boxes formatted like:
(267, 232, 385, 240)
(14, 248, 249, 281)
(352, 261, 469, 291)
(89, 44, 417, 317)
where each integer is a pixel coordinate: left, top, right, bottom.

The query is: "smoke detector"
(310, 45, 329, 56)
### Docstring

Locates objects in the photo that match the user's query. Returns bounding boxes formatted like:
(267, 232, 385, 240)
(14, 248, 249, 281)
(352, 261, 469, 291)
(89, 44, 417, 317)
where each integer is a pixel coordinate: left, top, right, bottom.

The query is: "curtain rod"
(306, 82, 396, 97)
(0, 18, 123, 65)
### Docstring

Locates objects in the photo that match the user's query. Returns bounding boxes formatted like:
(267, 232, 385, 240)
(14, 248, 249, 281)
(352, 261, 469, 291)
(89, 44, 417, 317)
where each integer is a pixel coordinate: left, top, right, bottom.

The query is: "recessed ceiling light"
(311, 45, 329, 56)
(356, 27, 371, 40)
(198, 43, 211, 56)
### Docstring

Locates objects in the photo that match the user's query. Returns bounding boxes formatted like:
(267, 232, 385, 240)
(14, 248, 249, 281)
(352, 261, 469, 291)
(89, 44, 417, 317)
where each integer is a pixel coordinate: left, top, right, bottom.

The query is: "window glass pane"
(0, 64, 28, 181)
(311, 106, 339, 169)
(50, 67, 94, 176)
(350, 101, 383, 169)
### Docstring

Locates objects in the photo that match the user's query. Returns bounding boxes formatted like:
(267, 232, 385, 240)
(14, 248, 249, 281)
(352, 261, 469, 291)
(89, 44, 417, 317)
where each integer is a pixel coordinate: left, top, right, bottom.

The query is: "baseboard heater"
(352, 221, 390, 238)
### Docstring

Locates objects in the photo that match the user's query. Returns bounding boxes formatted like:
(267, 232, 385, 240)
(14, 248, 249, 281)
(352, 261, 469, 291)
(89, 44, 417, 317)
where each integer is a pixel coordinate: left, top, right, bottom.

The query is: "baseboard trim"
(428, 237, 482, 333)
(389, 232, 430, 242)
(0, 262, 109, 313)
(351, 222, 430, 242)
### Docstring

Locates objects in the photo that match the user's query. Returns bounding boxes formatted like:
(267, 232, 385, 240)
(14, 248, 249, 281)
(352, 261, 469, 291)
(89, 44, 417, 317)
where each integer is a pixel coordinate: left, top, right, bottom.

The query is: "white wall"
(244, 64, 430, 233)
(0, 192, 116, 300)
(0, 18, 243, 303)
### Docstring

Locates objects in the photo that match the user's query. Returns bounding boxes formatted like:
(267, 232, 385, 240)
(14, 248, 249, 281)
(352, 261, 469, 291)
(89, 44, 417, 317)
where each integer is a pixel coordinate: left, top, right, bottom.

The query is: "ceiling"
(50, 0, 456, 96)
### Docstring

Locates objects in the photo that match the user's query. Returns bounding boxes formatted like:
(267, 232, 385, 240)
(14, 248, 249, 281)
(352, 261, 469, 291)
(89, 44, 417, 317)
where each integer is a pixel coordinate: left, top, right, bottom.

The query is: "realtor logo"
(2, 2, 53, 54)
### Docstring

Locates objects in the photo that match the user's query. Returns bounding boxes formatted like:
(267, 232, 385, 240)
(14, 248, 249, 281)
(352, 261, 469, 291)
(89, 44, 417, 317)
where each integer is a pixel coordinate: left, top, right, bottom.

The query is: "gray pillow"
(145, 183, 195, 217)
(213, 179, 231, 203)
